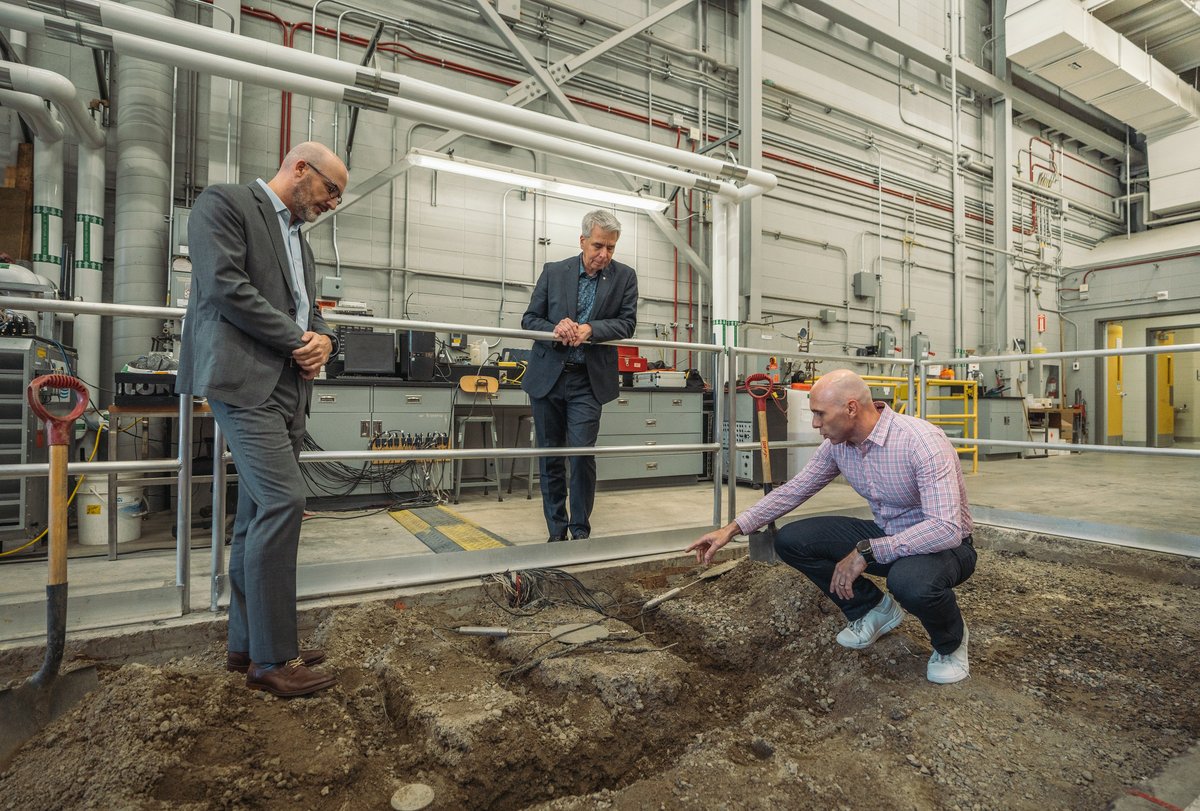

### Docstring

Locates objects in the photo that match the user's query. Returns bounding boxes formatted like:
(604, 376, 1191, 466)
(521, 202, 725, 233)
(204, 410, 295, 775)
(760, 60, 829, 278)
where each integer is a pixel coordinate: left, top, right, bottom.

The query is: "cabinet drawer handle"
(671, 398, 682, 406)
(645, 418, 657, 426)
(645, 462, 658, 470)
(318, 395, 336, 403)
(406, 395, 422, 404)
(644, 441, 657, 446)
(617, 398, 629, 405)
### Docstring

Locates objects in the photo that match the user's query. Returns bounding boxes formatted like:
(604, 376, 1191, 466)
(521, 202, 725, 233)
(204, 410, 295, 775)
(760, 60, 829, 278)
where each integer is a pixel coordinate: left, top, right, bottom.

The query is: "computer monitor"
(341, 330, 396, 376)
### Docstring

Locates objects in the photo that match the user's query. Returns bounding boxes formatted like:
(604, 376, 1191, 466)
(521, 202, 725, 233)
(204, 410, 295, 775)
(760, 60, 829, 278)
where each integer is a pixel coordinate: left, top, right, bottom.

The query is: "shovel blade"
(0, 666, 98, 767)
(748, 526, 781, 564)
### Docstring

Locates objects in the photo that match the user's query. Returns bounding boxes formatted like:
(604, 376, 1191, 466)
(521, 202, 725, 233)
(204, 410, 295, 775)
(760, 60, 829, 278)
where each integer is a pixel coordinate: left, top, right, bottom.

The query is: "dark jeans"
(774, 515, 977, 654)
(530, 367, 602, 539)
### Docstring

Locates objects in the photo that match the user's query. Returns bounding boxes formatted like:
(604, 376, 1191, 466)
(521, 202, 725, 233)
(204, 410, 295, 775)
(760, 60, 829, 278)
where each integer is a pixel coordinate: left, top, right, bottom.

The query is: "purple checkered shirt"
(734, 403, 972, 564)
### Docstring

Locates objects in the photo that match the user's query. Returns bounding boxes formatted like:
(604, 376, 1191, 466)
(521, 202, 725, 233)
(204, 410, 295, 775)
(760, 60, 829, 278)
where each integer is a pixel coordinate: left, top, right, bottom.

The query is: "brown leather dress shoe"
(227, 648, 325, 673)
(246, 658, 336, 697)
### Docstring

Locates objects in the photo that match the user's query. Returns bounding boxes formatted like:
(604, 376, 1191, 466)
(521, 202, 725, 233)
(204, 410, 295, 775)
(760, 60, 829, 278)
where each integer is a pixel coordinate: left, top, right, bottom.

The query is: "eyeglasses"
(306, 162, 343, 204)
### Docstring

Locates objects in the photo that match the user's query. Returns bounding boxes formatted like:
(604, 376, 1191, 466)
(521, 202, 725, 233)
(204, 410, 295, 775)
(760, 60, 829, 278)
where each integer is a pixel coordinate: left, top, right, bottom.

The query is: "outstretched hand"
(686, 524, 738, 565)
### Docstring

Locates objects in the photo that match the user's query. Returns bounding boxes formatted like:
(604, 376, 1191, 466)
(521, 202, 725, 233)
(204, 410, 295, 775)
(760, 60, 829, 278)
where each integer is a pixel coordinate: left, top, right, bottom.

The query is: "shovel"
(0, 374, 99, 766)
(744, 374, 781, 564)
(644, 557, 741, 609)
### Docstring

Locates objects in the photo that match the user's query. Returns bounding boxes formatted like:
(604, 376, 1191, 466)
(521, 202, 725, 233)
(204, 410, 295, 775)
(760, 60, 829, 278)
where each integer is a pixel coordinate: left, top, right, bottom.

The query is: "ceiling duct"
(1006, 0, 1200, 137)
(1007, 0, 1200, 217)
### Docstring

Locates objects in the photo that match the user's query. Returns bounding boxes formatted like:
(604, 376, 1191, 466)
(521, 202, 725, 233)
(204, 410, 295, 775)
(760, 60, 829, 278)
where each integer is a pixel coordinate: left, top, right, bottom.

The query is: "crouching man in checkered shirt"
(687, 368, 976, 684)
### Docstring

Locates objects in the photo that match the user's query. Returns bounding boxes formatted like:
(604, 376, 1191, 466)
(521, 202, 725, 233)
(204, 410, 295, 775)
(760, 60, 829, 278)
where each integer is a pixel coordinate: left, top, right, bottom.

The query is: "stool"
(453, 414, 502, 504)
(507, 413, 537, 499)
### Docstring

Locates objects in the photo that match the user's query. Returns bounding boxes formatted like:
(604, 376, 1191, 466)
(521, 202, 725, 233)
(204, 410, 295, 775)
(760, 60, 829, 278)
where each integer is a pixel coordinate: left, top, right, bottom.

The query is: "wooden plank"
(14, 143, 33, 191)
(0, 186, 33, 261)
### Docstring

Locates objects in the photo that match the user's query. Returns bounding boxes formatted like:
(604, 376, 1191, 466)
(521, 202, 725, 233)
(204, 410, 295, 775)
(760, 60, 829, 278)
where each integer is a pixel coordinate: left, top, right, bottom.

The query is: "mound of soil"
(2, 528, 1198, 810)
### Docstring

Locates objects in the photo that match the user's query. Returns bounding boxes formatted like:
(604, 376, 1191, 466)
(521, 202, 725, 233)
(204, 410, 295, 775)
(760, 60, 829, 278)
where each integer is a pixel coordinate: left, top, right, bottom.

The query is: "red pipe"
(240, 6, 1002, 236)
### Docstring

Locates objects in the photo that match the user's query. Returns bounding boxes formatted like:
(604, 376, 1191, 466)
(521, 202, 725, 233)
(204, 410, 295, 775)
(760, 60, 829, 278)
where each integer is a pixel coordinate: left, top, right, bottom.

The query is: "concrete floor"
(1, 446, 1196, 645)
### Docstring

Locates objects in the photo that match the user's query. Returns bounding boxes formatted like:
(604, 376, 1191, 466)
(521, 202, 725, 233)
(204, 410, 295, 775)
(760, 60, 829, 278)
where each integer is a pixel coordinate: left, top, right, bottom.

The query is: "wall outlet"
(1071, 361, 1080, 371)
(1156, 290, 1169, 300)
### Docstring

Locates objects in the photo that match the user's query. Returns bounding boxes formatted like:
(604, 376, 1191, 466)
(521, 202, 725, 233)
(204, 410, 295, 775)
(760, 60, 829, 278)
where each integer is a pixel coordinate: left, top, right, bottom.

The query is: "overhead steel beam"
(780, 0, 1137, 162)
(505, 0, 698, 107)
(470, 0, 711, 277)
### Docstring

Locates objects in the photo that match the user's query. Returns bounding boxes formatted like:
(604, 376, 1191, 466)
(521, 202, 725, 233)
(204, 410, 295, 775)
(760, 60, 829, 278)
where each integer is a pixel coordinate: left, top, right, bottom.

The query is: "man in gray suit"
(521, 210, 638, 541)
(177, 142, 345, 697)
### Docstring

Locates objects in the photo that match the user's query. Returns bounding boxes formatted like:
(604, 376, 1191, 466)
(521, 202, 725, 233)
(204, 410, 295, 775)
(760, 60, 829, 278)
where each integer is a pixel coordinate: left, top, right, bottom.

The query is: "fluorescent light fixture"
(404, 148, 669, 213)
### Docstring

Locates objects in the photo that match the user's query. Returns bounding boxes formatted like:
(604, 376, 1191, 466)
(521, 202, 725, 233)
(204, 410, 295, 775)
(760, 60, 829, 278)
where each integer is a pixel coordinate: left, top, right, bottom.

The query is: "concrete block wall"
(0, 0, 1146, 375)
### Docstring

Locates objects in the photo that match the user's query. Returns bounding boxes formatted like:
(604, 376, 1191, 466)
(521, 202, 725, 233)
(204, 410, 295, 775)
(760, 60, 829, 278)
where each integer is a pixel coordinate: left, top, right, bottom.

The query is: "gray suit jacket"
(521, 254, 638, 404)
(176, 182, 335, 409)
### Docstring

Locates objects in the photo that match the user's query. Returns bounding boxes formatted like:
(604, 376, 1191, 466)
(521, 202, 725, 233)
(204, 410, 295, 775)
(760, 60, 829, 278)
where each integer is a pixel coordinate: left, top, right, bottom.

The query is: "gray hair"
(581, 209, 622, 237)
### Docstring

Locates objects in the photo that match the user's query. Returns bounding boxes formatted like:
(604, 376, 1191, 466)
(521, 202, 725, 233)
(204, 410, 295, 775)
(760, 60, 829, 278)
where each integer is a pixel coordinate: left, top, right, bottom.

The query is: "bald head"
(269, 141, 348, 223)
(808, 369, 879, 445)
(810, 369, 872, 408)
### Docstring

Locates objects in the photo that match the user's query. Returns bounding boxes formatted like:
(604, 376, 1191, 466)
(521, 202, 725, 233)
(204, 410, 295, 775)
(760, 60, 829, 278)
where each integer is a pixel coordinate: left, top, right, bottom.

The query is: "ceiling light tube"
(404, 148, 670, 212)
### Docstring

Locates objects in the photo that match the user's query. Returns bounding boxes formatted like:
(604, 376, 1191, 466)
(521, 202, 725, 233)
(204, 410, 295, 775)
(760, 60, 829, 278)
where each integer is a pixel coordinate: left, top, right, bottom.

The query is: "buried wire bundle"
(481, 568, 625, 618)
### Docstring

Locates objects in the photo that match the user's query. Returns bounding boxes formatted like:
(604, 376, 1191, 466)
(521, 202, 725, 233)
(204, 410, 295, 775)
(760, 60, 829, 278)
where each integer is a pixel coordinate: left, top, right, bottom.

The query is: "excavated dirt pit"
(1, 526, 1199, 810)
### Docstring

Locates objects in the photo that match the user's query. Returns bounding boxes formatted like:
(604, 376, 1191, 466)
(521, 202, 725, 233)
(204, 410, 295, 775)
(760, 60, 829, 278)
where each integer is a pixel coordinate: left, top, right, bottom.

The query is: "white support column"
(74, 142, 106, 392)
(31, 138, 63, 290)
(740, 0, 764, 322)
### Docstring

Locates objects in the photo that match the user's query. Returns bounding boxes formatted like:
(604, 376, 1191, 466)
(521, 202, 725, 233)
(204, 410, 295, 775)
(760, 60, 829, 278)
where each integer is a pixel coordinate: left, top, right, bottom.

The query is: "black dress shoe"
(547, 535, 567, 542)
(246, 658, 336, 697)
(227, 648, 325, 673)
(572, 531, 590, 540)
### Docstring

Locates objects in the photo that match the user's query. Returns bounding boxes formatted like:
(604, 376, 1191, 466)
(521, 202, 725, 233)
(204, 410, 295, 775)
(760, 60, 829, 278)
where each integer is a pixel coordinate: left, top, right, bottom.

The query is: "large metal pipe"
(0, 85, 64, 141)
(0, 62, 107, 390)
(111, 0, 172, 377)
(7, 0, 776, 197)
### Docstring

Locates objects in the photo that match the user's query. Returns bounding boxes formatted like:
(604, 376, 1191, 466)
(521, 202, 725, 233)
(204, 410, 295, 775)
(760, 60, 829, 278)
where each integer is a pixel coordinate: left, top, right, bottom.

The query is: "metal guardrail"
(5, 293, 1199, 635)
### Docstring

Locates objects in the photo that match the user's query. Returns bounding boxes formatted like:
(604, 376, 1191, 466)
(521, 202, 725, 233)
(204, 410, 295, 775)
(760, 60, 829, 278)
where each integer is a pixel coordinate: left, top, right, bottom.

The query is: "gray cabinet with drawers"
(596, 390, 703, 482)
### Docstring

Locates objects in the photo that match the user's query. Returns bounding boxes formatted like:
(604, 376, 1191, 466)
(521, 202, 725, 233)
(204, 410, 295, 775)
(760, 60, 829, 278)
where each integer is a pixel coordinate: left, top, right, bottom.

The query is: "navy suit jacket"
(176, 182, 336, 409)
(521, 254, 638, 404)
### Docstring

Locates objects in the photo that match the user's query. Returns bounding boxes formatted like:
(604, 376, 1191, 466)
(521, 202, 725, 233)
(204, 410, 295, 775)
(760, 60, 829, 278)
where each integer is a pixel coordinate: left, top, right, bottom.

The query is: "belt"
(562, 362, 587, 372)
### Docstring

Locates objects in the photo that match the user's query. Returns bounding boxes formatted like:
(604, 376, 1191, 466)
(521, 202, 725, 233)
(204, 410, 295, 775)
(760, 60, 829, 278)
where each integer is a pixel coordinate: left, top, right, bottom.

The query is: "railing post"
(176, 395, 194, 614)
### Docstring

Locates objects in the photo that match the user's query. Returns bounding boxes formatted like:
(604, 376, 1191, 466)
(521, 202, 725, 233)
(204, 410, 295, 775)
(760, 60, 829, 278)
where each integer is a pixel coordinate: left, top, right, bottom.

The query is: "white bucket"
(77, 480, 145, 545)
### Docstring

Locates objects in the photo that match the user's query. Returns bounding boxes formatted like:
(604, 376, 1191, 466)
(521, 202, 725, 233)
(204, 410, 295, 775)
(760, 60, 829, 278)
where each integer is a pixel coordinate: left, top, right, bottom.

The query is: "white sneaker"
(836, 594, 904, 649)
(927, 624, 970, 684)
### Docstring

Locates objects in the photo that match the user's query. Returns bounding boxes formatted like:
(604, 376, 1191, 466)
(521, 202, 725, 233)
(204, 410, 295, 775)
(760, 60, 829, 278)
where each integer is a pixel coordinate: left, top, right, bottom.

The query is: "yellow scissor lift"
(860, 375, 978, 473)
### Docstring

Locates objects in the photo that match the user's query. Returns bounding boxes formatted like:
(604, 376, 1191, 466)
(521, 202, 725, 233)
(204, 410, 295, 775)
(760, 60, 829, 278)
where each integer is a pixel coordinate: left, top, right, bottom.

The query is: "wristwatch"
(856, 538, 875, 564)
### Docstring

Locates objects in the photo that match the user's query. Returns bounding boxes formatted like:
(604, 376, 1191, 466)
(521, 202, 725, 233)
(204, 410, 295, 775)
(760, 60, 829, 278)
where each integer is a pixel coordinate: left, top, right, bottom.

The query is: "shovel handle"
(744, 374, 774, 483)
(27, 374, 89, 446)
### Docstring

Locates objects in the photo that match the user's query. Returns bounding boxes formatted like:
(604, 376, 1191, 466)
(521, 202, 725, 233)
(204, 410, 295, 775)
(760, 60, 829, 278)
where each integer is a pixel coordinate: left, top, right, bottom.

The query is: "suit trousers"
(774, 515, 976, 654)
(207, 367, 307, 664)
(530, 366, 602, 539)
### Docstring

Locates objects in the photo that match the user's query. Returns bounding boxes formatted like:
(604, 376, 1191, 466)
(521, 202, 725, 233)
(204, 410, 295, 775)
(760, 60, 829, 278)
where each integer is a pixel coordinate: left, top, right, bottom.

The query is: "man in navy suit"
(177, 142, 344, 696)
(521, 210, 639, 541)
